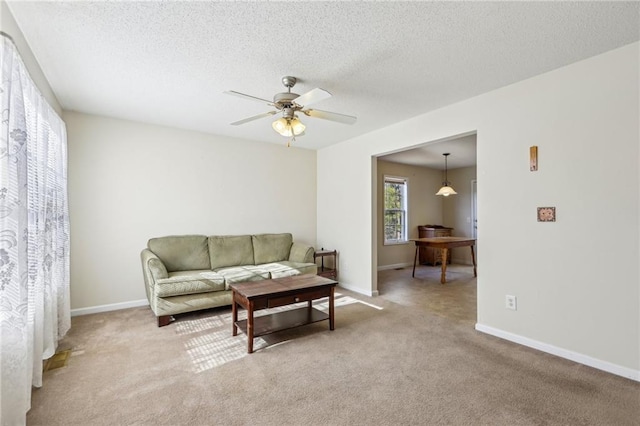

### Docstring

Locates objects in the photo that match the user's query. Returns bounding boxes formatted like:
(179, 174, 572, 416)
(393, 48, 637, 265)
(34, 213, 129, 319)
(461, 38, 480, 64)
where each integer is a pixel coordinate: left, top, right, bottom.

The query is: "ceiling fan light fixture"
(272, 117, 288, 134)
(272, 116, 306, 137)
(290, 117, 306, 135)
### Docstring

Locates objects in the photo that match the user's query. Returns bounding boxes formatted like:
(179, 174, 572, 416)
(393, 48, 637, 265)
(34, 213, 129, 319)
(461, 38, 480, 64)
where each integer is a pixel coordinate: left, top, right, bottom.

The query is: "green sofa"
(141, 233, 317, 326)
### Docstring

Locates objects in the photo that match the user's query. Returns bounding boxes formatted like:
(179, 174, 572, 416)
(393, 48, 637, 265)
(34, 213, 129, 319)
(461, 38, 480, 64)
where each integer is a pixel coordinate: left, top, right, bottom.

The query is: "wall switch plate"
(506, 295, 517, 310)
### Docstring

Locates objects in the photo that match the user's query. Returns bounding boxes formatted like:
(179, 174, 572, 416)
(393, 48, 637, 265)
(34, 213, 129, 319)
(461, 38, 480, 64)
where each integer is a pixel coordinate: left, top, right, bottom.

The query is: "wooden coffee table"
(231, 274, 338, 353)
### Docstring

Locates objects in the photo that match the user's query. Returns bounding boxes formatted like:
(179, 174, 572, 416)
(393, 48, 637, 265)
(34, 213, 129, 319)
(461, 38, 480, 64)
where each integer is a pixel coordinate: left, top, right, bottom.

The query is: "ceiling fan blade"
(303, 109, 357, 125)
(293, 88, 332, 107)
(224, 90, 273, 105)
(231, 111, 278, 126)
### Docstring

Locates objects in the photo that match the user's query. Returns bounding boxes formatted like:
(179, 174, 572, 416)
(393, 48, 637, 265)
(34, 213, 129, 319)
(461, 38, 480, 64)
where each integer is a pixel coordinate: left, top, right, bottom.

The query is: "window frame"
(383, 175, 409, 245)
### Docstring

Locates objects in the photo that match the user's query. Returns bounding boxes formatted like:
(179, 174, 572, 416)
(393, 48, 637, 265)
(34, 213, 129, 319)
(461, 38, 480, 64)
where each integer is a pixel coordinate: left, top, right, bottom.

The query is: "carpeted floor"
(27, 265, 639, 425)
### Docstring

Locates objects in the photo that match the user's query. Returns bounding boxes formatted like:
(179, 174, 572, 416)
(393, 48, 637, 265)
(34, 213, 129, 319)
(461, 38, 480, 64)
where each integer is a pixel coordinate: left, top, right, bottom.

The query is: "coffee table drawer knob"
(294, 297, 300, 302)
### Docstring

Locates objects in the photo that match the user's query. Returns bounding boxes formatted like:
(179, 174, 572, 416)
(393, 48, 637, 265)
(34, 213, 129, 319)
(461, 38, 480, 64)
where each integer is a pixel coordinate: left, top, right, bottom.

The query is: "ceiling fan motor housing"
(273, 92, 300, 109)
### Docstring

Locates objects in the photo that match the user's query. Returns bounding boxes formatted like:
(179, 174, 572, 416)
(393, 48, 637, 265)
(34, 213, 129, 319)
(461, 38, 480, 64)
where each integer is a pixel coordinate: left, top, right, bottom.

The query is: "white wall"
(443, 166, 477, 264)
(318, 43, 639, 376)
(376, 160, 442, 269)
(65, 111, 317, 311)
(1, 0, 61, 114)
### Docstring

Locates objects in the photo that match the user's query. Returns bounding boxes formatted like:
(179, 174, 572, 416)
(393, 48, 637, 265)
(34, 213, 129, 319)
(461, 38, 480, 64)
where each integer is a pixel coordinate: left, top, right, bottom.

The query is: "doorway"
(374, 133, 478, 323)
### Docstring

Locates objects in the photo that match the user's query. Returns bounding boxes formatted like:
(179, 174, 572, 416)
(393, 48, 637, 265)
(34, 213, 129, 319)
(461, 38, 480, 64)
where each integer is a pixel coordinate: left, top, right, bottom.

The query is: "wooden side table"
(314, 249, 337, 279)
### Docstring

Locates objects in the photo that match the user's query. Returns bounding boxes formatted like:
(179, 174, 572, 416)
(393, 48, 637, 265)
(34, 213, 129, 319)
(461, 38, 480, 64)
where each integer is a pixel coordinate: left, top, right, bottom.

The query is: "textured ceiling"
(7, 1, 640, 151)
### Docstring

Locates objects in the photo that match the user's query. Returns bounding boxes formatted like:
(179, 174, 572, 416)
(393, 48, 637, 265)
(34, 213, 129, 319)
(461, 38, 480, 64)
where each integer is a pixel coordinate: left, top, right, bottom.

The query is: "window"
(384, 176, 408, 244)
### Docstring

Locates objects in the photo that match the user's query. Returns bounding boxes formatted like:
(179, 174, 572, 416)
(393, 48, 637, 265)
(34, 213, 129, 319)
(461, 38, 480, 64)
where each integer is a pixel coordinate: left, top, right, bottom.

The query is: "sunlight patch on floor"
(181, 293, 382, 372)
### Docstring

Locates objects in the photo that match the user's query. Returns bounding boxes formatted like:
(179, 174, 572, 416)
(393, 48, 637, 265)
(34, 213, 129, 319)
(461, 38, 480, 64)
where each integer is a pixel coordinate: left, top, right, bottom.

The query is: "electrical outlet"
(505, 295, 517, 311)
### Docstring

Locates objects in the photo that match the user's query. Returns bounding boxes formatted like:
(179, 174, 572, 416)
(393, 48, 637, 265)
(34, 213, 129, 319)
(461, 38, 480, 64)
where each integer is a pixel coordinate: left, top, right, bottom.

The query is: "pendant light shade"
(436, 185, 457, 196)
(436, 153, 457, 196)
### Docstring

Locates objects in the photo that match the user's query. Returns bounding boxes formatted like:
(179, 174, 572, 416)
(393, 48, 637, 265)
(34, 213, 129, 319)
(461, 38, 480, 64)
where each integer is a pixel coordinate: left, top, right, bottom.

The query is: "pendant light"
(436, 153, 457, 196)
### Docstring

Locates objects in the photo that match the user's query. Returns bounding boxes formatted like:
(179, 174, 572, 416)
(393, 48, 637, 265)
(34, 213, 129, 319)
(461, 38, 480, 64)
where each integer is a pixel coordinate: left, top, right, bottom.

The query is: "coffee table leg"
(412, 245, 418, 277)
(247, 301, 254, 354)
(329, 286, 335, 331)
(232, 290, 238, 336)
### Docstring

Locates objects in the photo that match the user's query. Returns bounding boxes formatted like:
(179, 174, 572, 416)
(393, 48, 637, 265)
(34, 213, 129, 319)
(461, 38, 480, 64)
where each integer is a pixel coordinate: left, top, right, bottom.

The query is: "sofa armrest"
(141, 249, 169, 304)
(142, 249, 168, 280)
(289, 243, 315, 264)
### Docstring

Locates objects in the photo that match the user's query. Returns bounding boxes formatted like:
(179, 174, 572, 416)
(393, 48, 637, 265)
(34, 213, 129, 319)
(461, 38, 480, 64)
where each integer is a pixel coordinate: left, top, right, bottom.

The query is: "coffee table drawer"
(267, 289, 329, 308)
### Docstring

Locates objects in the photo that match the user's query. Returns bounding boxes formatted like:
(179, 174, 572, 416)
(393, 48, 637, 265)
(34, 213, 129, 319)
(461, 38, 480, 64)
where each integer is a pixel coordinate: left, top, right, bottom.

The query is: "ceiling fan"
(225, 76, 356, 145)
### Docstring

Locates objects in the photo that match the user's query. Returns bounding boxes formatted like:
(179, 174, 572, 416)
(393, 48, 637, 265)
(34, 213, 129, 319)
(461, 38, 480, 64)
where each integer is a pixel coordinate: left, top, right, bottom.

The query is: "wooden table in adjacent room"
(230, 274, 337, 353)
(410, 237, 477, 284)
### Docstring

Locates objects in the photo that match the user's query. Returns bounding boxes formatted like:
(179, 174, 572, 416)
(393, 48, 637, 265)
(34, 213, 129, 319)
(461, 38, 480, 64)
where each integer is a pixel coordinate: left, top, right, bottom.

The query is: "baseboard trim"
(338, 283, 379, 298)
(377, 262, 412, 271)
(71, 299, 149, 317)
(475, 323, 640, 382)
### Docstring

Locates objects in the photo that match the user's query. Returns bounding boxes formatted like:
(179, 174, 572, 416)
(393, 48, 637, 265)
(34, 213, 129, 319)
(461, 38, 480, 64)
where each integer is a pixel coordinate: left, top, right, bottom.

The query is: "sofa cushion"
(258, 261, 318, 279)
(289, 243, 315, 264)
(252, 233, 293, 265)
(155, 270, 225, 297)
(241, 265, 271, 280)
(208, 235, 254, 269)
(148, 235, 210, 272)
(215, 266, 269, 290)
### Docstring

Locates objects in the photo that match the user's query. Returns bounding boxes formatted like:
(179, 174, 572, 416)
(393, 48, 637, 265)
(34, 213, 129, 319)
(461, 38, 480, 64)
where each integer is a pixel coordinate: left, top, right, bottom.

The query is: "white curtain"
(0, 34, 70, 425)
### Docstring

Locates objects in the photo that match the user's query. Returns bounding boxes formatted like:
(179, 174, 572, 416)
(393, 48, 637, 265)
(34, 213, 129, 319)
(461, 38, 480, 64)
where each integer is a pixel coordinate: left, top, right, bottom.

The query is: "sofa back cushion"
(252, 233, 293, 265)
(148, 235, 210, 272)
(208, 235, 255, 269)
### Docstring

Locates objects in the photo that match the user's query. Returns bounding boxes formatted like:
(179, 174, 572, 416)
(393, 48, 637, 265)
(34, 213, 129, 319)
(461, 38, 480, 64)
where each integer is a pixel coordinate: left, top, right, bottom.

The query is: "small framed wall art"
(537, 207, 556, 222)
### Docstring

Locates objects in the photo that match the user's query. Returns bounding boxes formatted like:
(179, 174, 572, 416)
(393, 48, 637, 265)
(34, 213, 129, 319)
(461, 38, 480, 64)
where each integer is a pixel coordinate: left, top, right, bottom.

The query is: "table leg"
(470, 245, 477, 277)
(412, 245, 419, 277)
(247, 301, 254, 354)
(232, 291, 238, 336)
(329, 286, 335, 331)
(440, 248, 448, 284)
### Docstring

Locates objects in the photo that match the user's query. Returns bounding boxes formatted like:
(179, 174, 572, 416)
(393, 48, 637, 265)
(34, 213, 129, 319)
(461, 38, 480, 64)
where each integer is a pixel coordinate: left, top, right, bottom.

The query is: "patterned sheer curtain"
(0, 34, 70, 424)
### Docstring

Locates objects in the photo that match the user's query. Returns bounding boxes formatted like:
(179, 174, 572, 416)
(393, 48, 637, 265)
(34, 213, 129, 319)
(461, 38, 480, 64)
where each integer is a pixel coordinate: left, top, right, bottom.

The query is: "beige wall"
(1, 1, 61, 113)
(65, 111, 317, 311)
(443, 166, 477, 264)
(318, 43, 639, 377)
(376, 160, 442, 268)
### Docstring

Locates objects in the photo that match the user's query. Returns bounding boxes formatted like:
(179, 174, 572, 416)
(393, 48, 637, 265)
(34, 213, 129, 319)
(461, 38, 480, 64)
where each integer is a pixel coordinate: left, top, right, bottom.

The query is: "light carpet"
(27, 265, 639, 425)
